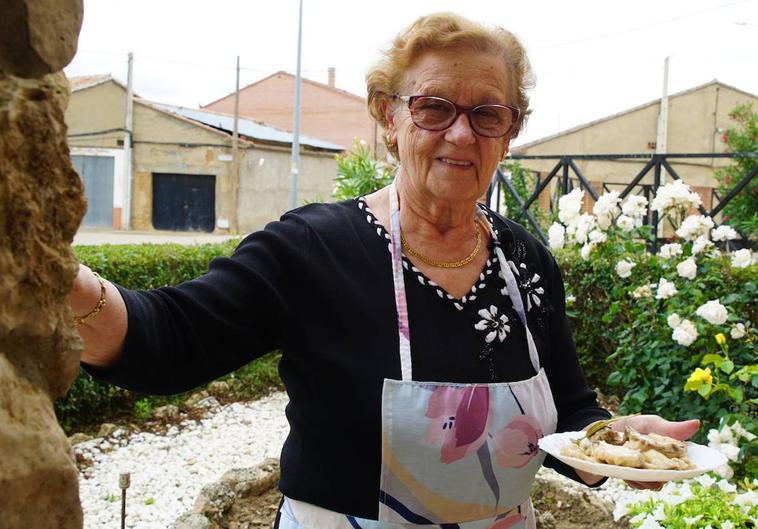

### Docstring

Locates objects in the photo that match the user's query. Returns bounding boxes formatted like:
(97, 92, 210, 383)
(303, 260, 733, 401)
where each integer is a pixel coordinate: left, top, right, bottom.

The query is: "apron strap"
(389, 179, 413, 381)
(494, 245, 541, 374)
(388, 180, 541, 379)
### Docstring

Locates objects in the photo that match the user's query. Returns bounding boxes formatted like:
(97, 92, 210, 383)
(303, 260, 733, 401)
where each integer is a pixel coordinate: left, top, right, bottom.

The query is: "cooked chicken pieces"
(559, 426, 694, 470)
(624, 427, 688, 458)
(587, 441, 645, 467)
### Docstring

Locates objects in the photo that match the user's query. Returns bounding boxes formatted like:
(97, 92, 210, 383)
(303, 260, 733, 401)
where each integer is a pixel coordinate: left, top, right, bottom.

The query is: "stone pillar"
(0, 1, 86, 528)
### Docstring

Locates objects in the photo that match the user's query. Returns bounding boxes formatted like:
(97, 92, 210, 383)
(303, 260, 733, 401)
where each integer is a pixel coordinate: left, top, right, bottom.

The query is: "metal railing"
(486, 152, 758, 250)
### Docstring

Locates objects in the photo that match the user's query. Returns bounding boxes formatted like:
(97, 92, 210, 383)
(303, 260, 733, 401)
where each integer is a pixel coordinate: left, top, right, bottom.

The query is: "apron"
(278, 181, 558, 529)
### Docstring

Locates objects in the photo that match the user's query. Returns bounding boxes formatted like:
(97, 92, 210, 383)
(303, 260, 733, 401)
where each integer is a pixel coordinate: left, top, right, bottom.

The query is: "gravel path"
(75, 391, 633, 528)
(75, 392, 289, 529)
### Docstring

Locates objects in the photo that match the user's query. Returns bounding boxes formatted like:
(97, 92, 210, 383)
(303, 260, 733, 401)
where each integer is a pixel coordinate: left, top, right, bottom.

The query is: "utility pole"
(655, 56, 670, 239)
(655, 57, 670, 176)
(231, 55, 240, 232)
(122, 52, 134, 230)
(290, 0, 303, 210)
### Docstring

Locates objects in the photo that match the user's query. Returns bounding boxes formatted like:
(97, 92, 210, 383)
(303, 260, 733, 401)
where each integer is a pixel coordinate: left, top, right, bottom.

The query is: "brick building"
(202, 70, 380, 154)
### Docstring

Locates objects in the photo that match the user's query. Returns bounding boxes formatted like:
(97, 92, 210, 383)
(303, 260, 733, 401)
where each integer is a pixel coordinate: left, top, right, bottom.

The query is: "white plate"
(538, 431, 728, 482)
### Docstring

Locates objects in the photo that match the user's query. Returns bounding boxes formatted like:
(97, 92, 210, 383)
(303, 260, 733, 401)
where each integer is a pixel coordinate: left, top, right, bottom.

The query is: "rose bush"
(551, 181, 756, 439)
(548, 180, 757, 527)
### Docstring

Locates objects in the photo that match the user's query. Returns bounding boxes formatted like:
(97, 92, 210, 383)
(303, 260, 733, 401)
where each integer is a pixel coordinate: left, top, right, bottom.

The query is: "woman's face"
(387, 48, 513, 207)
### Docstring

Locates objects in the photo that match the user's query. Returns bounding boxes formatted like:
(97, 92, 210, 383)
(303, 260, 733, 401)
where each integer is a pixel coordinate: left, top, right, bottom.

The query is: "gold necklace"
(401, 223, 483, 269)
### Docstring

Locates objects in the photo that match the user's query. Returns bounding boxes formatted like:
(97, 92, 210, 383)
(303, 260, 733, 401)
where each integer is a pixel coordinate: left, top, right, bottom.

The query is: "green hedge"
(73, 240, 241, 289)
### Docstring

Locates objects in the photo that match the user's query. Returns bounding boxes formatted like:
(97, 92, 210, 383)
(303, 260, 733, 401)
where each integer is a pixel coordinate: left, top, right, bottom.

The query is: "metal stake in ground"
(119, 472, 130, 529)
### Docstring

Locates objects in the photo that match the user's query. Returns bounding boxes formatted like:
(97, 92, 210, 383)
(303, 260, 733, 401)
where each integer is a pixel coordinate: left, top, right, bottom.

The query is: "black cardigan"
(87, 198, 609, 518)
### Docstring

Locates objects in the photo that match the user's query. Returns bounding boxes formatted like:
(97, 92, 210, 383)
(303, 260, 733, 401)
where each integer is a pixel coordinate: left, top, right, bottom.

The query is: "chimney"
(328, 67, 336, 88)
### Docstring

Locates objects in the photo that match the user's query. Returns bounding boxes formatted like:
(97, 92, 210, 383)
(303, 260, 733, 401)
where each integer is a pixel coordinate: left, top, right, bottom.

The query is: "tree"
(714, 103, 758, 241)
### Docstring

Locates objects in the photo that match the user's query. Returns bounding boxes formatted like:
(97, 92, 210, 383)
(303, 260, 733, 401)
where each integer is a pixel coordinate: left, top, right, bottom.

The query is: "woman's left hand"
(613, 414, 701, 490)
(575, 414, 700, 490)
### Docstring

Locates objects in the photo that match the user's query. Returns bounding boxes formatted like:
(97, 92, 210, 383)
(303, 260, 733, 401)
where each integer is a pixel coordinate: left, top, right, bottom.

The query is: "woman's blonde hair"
(366, 12, 534, 155)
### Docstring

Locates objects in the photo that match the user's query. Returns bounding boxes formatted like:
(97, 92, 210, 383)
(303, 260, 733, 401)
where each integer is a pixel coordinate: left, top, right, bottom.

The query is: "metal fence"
(485, 152, 758, 250)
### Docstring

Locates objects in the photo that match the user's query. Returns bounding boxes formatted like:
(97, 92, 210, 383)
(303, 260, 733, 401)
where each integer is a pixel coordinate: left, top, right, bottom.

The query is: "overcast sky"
(64, 0, 758, 145)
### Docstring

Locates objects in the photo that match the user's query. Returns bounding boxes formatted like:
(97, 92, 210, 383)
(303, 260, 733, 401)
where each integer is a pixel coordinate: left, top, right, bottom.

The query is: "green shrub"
(333, 141, 394, 200)
(557, 243, 757, 440)
(73, 239, 241, 289)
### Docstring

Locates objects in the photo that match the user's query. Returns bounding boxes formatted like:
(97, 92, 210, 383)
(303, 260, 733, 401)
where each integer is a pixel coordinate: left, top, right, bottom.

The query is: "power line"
(537, 0, 750, 49)
(76, 49, 359, 75)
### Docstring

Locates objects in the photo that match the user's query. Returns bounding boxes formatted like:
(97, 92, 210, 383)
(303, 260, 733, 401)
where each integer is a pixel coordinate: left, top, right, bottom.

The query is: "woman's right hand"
(70, 264, 128, 368)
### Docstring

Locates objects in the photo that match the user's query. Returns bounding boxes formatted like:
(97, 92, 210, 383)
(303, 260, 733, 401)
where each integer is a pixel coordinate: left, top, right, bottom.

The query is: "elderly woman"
(71, 12, 698, 529)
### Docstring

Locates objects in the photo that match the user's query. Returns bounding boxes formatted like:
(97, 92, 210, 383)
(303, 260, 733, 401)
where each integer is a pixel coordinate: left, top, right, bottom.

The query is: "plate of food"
(539, 422, 728, 482)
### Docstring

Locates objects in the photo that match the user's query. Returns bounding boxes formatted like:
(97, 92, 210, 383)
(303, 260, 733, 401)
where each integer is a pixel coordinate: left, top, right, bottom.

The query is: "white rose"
(572, 214, 596, 245)
(731, 322, 746, 339)
(616, 214, 635, 232)
(676, 257, 697, 280)
(712, 224, 738, 241)
(731, 248, 752, 268)
(548, 222, 565, 250)
(695, 299, 728, 325)
(672, 319, 697, 346)
(593, 191, 620, 230)
(691, 236, 713, 255)
(667, 313, 681, 329)
(732, 421, 757, 441)
(565, 294, 576, 304)
(676, 214, 714, 241)
(621, 195, 648, 218)
(615, 260, 636, 278)
(656, 277, 678, 299)
(580, 243, 595, 261)
(589, 229, 607, 244)
(659, 243, 683, 259)
(558, 188, 584, 225)
(651, 180, 702, 217)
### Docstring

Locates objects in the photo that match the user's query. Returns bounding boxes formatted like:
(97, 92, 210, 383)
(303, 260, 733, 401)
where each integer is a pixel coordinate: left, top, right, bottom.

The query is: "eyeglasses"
(394, 95, 519, 138)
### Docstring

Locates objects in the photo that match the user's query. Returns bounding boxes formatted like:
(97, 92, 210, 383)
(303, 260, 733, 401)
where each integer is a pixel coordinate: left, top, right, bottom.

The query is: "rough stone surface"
(0, 12, 87, 526)
(174, 459, 281, 529)
(0, 0, 84, 78)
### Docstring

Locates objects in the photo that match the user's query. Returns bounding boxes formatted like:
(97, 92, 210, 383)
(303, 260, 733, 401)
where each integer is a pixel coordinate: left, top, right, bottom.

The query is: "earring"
(384, 132, 396, 149)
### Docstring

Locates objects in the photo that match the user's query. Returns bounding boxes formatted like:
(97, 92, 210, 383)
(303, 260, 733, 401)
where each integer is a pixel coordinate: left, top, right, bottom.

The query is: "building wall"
(66, 81, 126, 149)
(67, 80, 338, 233)
(513, 84, 758, 205)
(237, 148, 337, 231)
(204, 73, 379, 153)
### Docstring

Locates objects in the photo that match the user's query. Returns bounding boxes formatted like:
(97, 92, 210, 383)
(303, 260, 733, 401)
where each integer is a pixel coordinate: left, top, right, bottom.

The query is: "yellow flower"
(687, 367, 713, 385)
(715, 333, 727, 345)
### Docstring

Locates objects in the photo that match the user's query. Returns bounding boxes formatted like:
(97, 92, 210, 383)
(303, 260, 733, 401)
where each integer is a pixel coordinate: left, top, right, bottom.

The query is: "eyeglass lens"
(408, 96, 514, 137)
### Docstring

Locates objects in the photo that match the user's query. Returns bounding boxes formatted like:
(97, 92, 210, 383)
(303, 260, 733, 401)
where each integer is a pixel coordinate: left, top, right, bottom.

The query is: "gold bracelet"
(74, 272, 107, 326)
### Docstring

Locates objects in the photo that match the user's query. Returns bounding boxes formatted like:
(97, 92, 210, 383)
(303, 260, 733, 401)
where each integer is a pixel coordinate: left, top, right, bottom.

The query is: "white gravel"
(76, 391, 633, 528)
(76, 392, 289, 529)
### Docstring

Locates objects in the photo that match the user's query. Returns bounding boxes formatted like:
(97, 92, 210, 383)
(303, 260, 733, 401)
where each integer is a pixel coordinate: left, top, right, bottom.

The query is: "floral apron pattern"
(279, 180, 558, 529)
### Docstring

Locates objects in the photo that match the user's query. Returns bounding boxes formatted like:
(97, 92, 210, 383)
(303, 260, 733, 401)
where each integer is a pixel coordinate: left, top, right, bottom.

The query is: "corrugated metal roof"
(152, 103, 344, 151)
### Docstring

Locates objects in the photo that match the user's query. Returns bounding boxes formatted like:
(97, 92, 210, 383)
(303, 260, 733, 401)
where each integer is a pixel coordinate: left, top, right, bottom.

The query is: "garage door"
(152, 173, 216, 232)
(72, 155, 114, 227)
